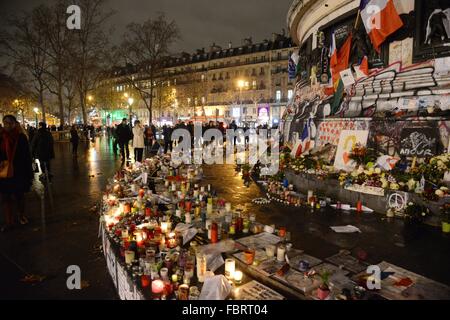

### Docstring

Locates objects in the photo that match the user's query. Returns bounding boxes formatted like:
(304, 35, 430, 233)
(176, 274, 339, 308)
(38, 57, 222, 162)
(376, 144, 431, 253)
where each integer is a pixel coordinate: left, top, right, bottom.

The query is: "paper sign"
(340, 68, 356, 87)
(435, 57, 450, 74)
(334, 130, 369, 172)
(182, 228, 198, 245)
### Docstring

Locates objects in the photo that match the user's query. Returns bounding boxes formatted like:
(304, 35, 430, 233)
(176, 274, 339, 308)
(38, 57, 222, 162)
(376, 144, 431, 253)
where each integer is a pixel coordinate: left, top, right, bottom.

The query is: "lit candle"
(125, 250, 135, 265)
(225, 259, 235, 279)
(172, 183, 176, 192)
(225, 202, 232, 212)
(152, 279, 164, 295)
(171, 274, 178, 283)
(161, 222, 169, 234)
(185, 212, 192, 224)
(234, 270, 243, 284)
(160, 267, 169, 281)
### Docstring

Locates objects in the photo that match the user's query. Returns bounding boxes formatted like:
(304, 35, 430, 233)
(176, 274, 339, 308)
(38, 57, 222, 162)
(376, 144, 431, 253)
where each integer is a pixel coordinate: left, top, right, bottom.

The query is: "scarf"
(1, 126, 20, 178)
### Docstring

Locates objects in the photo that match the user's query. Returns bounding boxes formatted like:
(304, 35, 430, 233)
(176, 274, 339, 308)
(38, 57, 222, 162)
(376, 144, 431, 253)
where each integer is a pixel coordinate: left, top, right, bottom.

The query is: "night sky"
(0, 0, 294, 54)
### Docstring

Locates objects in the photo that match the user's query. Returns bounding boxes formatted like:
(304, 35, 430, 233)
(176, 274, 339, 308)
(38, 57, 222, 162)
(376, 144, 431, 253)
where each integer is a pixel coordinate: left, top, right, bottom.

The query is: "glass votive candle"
(265, 245, 276, 258)
(234, 270, 243, 284)
(244, 249, 255, 265)
(151, 279, 164, 295)
(125, 250, 135, 265)
(225, 258, 235, 279)
(160, 267, 169, 281)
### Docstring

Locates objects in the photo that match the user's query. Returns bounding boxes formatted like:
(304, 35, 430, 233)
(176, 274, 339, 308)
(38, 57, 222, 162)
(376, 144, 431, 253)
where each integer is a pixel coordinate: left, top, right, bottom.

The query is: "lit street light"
(33, 107, 39, 127)
(127, 97, 134, 126)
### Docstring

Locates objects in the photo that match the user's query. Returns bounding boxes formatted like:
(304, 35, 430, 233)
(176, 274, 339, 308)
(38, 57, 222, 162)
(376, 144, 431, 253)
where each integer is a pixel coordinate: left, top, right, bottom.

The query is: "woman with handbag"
(0, 115, 34, 232)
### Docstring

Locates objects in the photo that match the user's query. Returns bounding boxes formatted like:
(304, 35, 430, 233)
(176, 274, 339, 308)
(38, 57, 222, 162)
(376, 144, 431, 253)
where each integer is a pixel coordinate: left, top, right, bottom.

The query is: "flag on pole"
(293, 118, 314, 157)
(288, 52, 300, 80)
(330, 34, 353, 88)
(359, 0, 403, 52)
(354, 55, 369, 79)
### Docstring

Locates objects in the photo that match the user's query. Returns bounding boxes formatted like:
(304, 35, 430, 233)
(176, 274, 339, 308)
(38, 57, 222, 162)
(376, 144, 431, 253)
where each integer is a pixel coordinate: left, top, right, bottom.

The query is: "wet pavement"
(1, 136, 449, 299)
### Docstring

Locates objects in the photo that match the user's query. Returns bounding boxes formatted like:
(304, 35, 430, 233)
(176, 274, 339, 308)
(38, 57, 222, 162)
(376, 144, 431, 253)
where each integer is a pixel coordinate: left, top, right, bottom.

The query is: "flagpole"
(354, 9, 361, 30)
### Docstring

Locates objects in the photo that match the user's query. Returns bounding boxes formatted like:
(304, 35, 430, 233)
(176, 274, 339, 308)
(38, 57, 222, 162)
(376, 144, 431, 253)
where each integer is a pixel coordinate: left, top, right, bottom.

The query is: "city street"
(1, 137, 449, 299)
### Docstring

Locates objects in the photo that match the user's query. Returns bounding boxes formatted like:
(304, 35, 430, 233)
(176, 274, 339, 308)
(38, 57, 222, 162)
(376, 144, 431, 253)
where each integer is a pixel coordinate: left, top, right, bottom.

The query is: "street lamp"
(237, 79, 245, 124)
(127, 97, 134, 126)
(33, 107, 39, 127)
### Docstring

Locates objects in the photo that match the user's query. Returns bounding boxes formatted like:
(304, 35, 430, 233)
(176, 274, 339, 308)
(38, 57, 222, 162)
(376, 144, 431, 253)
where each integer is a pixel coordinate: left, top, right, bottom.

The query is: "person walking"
(70, 125, 79, 157)
(0, 115, 34, 231)
(116, 118, 132, 164)
(132, 120, 145, 163)
(31, 122, 55, 181)
(163, 125, 173, 154)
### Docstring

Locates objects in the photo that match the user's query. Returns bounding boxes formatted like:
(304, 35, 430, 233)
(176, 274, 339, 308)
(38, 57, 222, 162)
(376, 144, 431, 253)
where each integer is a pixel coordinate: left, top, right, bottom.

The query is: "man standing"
(116, 118, 132, 164)
(31, 122, 55, 181)
(70, 125, 79, 157)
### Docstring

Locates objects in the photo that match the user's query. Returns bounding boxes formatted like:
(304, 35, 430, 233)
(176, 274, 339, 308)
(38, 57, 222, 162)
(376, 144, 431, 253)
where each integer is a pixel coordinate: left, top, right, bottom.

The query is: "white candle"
(196, 254, 207, 283)
(225, 202, 232, 212)
(185, 212, 192, 224)
(160, 267, 169, 280)
(266, 245, 276, 258)
(234, 270, 243, 283)
(125, 250, 135, 264)
(277, 245, 286, 262)
(176, 209, 182, 218)
(200, 186, 205, 193)
(172, 183, 176, 191)
(193, 190, 199, 198)
(161, 222, 169, 234)
(225, 259, 235, 279)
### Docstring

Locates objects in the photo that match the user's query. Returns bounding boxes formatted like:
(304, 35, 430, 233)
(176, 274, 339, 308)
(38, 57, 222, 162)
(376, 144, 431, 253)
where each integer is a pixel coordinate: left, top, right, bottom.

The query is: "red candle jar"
(145, 207, 152, 217)
(163, 281, 173, 296)
(185, 201, 192, 212)
(211, 222, 218, 243)
(141, 275, 150, 288)
(279, 227, 287, 238)
(356, 200, 363, 213)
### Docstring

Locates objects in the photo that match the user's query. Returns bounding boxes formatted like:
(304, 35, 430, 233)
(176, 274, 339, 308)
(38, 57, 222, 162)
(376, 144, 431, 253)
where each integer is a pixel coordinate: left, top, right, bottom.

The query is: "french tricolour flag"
(360, 0, 403, 52)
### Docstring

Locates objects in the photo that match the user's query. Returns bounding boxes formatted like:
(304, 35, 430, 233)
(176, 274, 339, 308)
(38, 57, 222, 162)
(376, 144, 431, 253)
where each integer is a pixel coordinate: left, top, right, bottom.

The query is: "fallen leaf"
(21, 274, 46, 283)
(81, 280, 90, 289)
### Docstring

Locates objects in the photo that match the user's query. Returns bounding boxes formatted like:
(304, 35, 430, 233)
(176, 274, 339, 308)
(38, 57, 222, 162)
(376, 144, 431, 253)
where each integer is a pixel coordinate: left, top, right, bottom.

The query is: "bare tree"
(119, 13, 180, 125)
(35, 0, 74, 127)
(70, 0, 114, 124)
(0, 10, 49, 122)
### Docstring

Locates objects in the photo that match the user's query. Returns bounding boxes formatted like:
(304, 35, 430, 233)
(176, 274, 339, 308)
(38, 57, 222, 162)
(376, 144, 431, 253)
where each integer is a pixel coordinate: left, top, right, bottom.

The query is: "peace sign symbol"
(388, 192, 407, 211)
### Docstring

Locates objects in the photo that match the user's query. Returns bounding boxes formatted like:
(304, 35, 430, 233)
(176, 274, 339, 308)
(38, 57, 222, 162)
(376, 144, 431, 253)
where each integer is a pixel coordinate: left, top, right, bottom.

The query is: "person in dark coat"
(0, 115, 33, 231)
(163, 125, 173, 154)
(116, 118, 132, 163)
(70, 125, 79, 157)
(31, 122, 55, 180)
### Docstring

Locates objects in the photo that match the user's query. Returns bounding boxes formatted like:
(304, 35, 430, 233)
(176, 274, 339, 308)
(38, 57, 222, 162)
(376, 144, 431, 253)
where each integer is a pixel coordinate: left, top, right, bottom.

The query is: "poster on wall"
(334, 130, 369, 172)
(399, 128, 438, 157)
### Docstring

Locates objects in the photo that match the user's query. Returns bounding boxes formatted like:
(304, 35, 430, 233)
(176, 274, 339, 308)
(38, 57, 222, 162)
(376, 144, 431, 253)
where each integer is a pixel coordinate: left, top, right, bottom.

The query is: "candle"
(178, 284, 189, 300)
(171, 274, 178, 283)
(307, 190, 314, 204)
(152, 279, 164, 295)
(141, 275, 150, 288)
(225, 202, 232, 212)
(265, 245, 276, 258)
(121, 229, 129, 239)
(196, 253, 207, 283)
(200, 186, 205, 193)
(125, 250, 135, 264)
(225, 259, 235, 279)
(234, 270, 243, 284)
(193, 190, 199, 198)
(176, 210, 182, 218)
(277, 245, 286, 262)
(161, 222, 169, 234)
(160, 267, 169, 281)
(165, 180, 169, 187)
(172, 183, 177, 192)
(185, 212, 192, 224)
(207, 203, 213, 214)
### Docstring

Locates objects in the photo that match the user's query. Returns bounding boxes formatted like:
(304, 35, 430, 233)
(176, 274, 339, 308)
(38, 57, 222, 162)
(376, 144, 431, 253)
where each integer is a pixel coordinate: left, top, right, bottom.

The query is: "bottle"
(211, 222, 218, 243)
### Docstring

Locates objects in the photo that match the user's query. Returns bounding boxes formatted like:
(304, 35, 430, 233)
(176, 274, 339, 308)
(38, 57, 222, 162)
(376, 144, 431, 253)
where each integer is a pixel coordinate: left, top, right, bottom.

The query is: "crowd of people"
(0, 115, 274, 232)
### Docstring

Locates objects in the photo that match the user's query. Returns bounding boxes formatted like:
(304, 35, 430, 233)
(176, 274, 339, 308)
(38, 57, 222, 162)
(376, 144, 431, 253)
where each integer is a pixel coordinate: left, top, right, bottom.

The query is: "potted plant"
(442, 204, 450, 234)
(404, 202, 430, 224)
(317, 271, 331, 300)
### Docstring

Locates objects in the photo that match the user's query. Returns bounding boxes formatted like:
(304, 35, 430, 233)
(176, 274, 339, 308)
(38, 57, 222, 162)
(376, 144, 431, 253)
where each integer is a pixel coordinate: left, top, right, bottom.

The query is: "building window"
(252, 80, 257, 89)
(243, 107, 247, 114)
(277, 52, 282, 60)
(201, 96, 206, 104)
(276, 90, 281, 102)
(288, 89, 293, 100)
(201, 74, 205, 81)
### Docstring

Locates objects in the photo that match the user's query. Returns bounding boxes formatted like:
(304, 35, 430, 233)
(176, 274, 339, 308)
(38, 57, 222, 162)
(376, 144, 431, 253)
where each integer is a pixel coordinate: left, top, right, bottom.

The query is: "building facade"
(105, 33, 298, 127)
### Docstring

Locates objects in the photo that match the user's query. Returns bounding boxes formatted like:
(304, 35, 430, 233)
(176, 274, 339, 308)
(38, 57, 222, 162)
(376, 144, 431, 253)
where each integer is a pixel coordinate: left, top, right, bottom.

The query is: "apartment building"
(107, 33, 297, 126)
